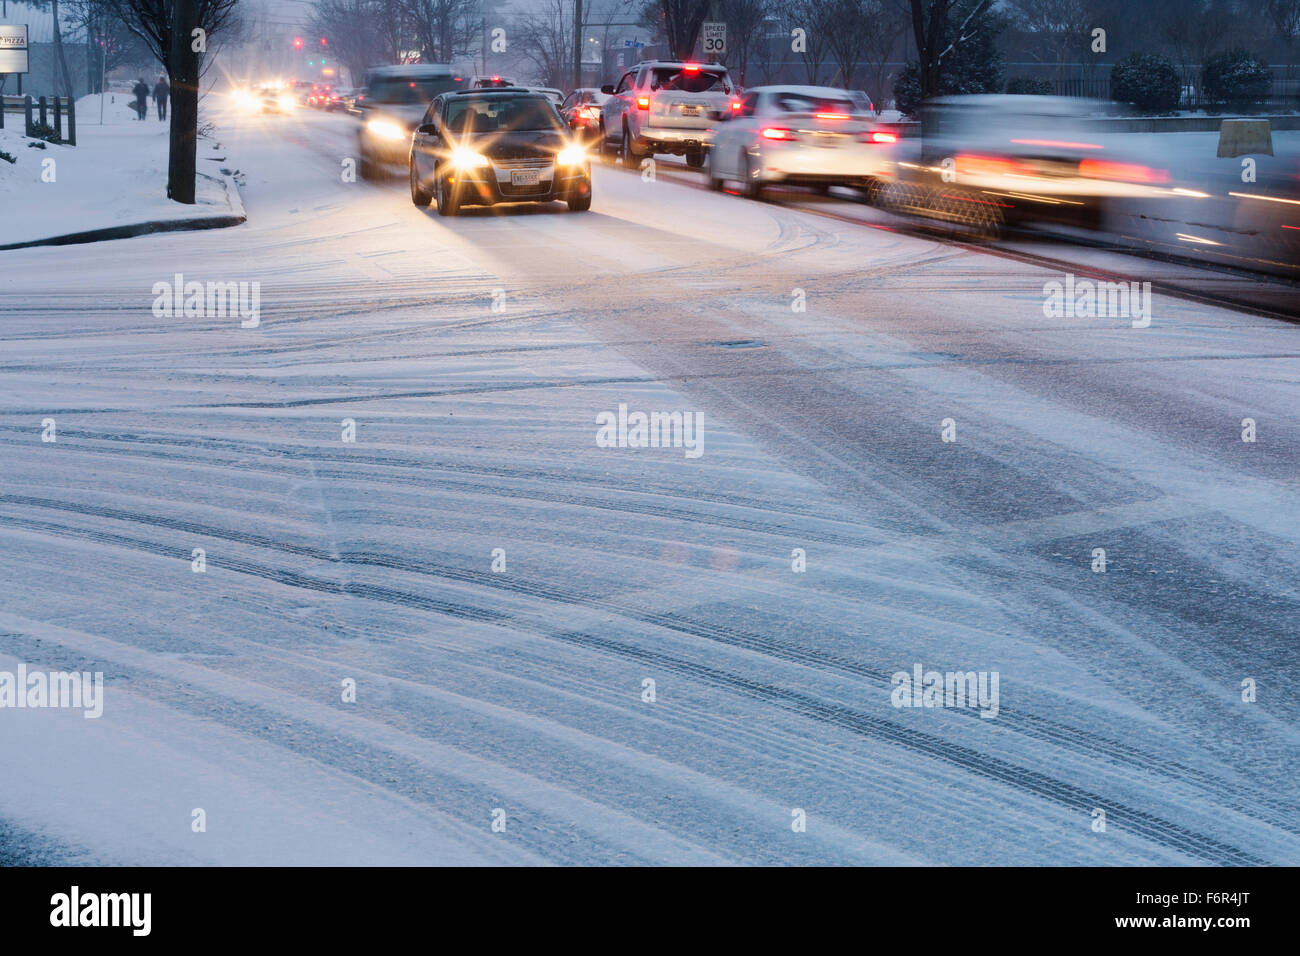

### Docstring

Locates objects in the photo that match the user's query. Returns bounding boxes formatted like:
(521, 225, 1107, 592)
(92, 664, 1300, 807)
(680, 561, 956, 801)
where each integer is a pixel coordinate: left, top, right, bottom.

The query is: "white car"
(706, 85, 897, 199)
(599, 61, 735, 168)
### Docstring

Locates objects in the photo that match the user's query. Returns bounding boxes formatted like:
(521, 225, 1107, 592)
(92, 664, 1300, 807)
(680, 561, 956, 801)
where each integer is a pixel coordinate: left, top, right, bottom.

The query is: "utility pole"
(573, 0, 582, 91)
(168, 0, 199, 203)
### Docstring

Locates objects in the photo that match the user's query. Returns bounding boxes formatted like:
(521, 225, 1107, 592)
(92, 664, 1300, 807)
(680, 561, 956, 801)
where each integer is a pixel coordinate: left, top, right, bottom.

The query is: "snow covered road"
(1, 106, 1297, 865)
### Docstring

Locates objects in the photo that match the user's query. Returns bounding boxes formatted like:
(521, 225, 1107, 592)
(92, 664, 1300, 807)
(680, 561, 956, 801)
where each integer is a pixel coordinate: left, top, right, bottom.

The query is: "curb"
(0, 165, 247, 252)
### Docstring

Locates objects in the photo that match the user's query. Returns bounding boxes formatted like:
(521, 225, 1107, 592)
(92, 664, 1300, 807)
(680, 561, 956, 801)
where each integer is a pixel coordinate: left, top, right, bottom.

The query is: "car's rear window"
(445, 96, 564, 133)
(773, 93, 859, 115)
(650, 68, 729, 94)
(369, 76, 460, 104)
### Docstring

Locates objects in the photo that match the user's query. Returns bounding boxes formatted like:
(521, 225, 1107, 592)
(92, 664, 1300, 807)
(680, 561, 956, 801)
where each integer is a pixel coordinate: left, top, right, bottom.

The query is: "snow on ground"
(0, 105, 1297, 865)
(0, 95, 234, 246)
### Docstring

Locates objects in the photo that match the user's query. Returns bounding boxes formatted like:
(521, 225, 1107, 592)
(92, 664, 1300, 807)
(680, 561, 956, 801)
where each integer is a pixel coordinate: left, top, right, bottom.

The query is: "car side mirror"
(417, 123, 437, 134)
(600, 85, 614, 95)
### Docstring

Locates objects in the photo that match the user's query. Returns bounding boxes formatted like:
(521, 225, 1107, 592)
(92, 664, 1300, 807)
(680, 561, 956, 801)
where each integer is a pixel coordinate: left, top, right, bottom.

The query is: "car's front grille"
(499, 182, 553, 197)
(493, 158, 552, 169)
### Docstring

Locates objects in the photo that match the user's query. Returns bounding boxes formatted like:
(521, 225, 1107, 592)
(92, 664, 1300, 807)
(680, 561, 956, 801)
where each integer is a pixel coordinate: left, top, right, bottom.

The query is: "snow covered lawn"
(0, 94, 241, 247)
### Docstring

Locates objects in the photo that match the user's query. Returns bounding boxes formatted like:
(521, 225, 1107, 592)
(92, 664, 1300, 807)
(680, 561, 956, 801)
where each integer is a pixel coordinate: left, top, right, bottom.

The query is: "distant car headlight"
(367, 119, 407, 141)
(450, 147, 490, 169)
(556, 144, 587, 167)
(233, 90, 260, 111)
(277, 95, 296, 111)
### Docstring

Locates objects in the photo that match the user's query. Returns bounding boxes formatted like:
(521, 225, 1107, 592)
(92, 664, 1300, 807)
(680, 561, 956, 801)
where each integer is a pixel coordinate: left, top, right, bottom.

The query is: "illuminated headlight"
(277, 95, 296, 111)
(233, 90, 259, 111)
(450, 147, 490, 169)
(366, 119, 407, 141)
(556, 144, 587, 167)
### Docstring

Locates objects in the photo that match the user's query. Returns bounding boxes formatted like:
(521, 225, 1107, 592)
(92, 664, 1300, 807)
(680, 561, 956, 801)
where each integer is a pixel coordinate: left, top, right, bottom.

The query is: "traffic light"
(292, 37, 303, 50)
(320, 37, 327, 47)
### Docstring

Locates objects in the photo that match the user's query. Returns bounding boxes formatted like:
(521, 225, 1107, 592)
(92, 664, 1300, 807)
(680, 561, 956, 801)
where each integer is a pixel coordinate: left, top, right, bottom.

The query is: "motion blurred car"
(599, 60, 735, 168)
(232, 85, 296, 113)
(707, 85, 897, 198)
(328, 87, 357, 112)
(559, 88, 609, 143)
(408, 88, 592, 215)
(305, 84, 335, 108)
(356, 64, 465, 179)
(911, 95, 1177, 230)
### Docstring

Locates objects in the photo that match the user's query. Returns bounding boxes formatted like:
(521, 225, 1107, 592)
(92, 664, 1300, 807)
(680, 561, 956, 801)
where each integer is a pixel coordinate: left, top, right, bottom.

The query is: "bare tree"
(793, 0, 834, 84)
(308, 0, 406, 82)
(822, 0, 876, 88)
(1005, 0, 1091, 78)
(513, 0, 572, 87)
(641, 0, 710, 60)
(402, 0, 479, 63)
(100, 0, 241, 74)
(908, 0, 995, 101)
(1269, 0, 1300, 87)
(718, 0, 769, 85)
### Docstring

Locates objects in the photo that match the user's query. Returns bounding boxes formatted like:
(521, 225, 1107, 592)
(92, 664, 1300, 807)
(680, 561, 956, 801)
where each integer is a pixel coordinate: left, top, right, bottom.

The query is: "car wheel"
(705, 150, 723, 191)
(436, 169, 460, 217)
(621, 126, 641, 169)
(358, 148, 379, 181)
(857, 177, 882, 206)
(685, 149, 705, 169)
(742, 153, 763, 200)
(567, 193, 592, 212)
(599, 124, 617, 163)
(410, 159, 433, 207)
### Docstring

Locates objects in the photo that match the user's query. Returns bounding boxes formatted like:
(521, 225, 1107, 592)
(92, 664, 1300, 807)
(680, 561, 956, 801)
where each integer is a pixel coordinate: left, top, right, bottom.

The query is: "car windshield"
(651, 68, 728, 94)
(369, 76, 460, 105)
(445, 96, 564, 133)
(773, 93, 859, 115)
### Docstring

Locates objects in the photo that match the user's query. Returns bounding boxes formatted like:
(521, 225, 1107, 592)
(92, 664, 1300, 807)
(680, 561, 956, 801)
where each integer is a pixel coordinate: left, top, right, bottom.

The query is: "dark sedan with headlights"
(409, 89, 592, 215)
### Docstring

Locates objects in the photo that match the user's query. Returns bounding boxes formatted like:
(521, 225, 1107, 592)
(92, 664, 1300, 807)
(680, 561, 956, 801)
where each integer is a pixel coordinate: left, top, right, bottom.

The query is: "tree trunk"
(168, 0, 199, 204)
(51, 0, 75, 100)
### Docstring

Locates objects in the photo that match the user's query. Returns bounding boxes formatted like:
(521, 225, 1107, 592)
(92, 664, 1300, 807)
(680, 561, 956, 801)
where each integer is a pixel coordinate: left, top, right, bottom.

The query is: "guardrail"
(0, 95, 77, 146)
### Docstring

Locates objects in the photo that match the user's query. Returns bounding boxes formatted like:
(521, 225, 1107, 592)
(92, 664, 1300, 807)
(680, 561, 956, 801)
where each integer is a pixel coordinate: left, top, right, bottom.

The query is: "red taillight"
(955, 154, 1034, 178)
(731, 101, 742, 111)
(816, 112, 850, 120)
(491, 75, 500, 81)
(1078, 158, 1170, 183)
(580, 106, 599, 119)
(865, 130, 898, 143)
(636, 96, 649, 109)
(761, 127, 797, 141)
(683, 64, 700, 73)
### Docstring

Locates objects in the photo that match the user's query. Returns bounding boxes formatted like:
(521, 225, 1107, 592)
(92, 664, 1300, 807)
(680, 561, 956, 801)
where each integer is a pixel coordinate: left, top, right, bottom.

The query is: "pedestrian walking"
(132, 78, 149, 120)
(154, 74, 170, 121)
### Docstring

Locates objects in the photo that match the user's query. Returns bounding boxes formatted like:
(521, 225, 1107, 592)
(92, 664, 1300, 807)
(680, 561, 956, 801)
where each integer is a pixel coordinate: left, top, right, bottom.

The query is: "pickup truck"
(598, 61, 737, 168)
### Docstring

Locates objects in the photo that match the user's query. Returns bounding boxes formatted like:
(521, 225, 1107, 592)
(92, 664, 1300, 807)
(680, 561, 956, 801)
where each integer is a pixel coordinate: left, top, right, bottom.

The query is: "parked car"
(707, 85, 897, 199)
(559, 88, 609, 143)
(599, 60, 736, 168)
(409, 88, 592, 214)
(355, 64, 465, 179)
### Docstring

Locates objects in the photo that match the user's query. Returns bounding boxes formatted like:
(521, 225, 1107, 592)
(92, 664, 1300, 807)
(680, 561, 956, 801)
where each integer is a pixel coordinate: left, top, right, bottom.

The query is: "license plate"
(680, 105, 701, 116)
(510, 169, 540, 186)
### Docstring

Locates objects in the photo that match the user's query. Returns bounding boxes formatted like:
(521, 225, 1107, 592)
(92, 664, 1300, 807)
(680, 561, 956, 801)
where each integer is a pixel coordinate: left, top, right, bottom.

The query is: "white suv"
(598, 61, 736, 168)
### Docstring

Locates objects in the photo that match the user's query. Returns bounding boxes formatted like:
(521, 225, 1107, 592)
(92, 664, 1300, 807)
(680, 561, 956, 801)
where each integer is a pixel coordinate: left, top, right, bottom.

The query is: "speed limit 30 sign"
(702, 22, 726, 57)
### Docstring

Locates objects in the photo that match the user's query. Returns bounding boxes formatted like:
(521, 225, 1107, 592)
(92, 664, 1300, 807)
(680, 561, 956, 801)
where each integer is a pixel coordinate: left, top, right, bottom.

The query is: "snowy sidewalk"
(0, 93, 244, 249)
